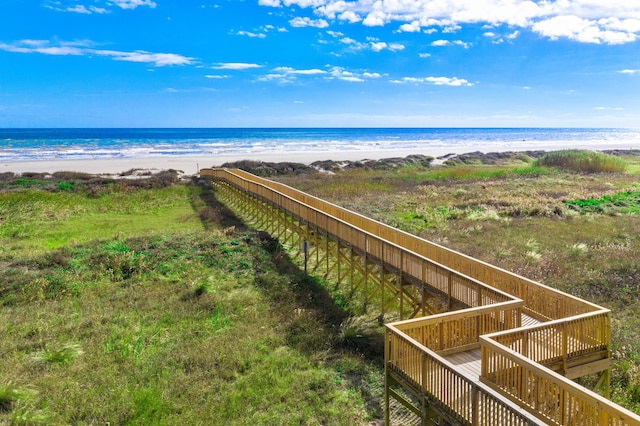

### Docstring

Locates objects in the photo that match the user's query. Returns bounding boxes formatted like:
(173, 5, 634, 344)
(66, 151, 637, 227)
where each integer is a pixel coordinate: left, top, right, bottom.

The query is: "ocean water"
(1, 128, 639, 163)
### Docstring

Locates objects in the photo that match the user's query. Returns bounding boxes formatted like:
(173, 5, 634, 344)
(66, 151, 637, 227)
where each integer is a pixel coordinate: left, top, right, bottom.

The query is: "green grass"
(0, 177, 379, 425)
(565, 188, 640, 215)
(0, 185, 205, 256)
(534, 149, 627, 173)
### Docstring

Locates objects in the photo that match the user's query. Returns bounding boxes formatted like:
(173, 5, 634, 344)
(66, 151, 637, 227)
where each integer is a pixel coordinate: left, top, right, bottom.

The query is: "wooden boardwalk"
(446, 349, 483, 381)
(200, 168, 640, 426)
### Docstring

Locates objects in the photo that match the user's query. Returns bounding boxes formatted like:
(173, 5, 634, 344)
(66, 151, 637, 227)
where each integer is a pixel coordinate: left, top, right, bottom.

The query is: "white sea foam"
(0, 128, 639, 163)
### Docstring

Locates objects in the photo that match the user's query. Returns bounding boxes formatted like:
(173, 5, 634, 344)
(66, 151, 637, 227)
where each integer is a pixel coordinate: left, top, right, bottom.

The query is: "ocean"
(1, 128, 639, 163)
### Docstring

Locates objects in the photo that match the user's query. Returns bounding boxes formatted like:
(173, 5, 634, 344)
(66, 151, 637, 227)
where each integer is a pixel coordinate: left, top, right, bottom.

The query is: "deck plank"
(444, 348, 482, 381)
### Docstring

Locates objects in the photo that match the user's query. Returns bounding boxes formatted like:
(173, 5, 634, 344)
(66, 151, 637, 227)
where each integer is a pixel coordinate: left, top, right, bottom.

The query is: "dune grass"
(533, 149, 627, 173)
(0, 176, 380, 425)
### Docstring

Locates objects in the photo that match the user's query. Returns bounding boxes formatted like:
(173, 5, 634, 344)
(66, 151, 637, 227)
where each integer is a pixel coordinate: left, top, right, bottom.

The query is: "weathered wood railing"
(201, 168, 640, 425)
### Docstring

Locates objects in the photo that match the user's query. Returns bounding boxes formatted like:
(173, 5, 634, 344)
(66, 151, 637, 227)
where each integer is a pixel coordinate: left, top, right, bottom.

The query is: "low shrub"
(534, 150, 626, 173)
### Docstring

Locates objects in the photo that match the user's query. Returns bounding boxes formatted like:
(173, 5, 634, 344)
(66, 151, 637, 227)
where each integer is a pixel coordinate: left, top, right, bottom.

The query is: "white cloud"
(532, 15, 637, 44)
(370, 42, 387, 52)
(46, 0, 154, 13)
(331, 70, 364, 82)
(212, 63, 262, 70)
(257, 1, 640, 45)
(426, 76, 472, 86)
(328, 66, 385, 82)
(431, 40, 450, 47)
(442, 24, 462, 33)
(95, 50, 193, 66)
(110, 0, 156, 10)
(431, 39, 470, 48)
(0, 39, 193, 66)
(333, 35, 403, 53)
(339, 11, 361, 23)
(290, 17, 329, 28)
(205, 75, 230, 79)
(66, 5, 108, 14)
(256, 66, 328, 83)
(363, 11, 386, 27)
(394, 76, 473, 87)
(340, 37, 357, 45)
(507, 30, 520, 40)
(419, 53, 431, 58)
(619, 69, 640, 74)
(399, 21, 421, 33)
(237, 31, 267, 39)
(273, 66, 327, 75)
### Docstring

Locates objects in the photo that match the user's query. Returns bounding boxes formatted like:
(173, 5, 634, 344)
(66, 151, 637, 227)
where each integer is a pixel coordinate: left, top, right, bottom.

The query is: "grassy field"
(0, 173, 380, 425)
(2, 150, 640, 424)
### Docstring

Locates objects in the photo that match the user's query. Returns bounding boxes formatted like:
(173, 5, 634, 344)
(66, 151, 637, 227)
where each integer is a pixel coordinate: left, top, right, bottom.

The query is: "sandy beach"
(2, 141, 632, 176)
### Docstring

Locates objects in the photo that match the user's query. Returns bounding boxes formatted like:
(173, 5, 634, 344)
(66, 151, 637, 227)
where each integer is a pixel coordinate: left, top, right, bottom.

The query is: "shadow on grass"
(192, 180, 385, 359)
(192, 182, 386, 420)
(188, 179, 246, 231)
(253, 231, 385, 362)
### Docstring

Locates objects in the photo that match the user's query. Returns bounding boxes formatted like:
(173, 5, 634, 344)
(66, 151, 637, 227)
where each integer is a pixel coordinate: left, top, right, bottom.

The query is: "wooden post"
(384, 329, 391, 426)
(302, 239, 309, 276)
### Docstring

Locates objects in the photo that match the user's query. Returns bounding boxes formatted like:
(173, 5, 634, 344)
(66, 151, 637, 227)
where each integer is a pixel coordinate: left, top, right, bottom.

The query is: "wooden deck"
(444, 315, 541, 383)
(445, 349, 482, 381)
(200, 168, 640, 426)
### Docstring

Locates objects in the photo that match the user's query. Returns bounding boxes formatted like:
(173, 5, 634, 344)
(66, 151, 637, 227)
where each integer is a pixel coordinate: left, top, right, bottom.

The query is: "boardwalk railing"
(201, 168, 640, 426)
(386, 322, 541, 425)
(480, 333, 636, 425)
(485, 311, 610, 373)
(202, 168, 517, 315)
(210, 169, 602, 321)
(391, 300, 524, 356)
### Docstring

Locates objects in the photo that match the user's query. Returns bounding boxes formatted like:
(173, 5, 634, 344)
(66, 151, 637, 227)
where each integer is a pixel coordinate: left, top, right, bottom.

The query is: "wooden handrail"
(480, 335, 640, 425)
(202, 168, 604, 320)
(204, 168, 516, 311)
(484, 311, 611, 365)
(392, 300, 524, 355)
(386, 324, 544, 425)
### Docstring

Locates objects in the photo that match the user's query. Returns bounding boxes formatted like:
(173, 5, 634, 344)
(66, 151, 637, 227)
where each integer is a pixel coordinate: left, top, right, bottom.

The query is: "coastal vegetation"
(533, 149, 627, 173)
(0, 172, 378, 425)
(2, 149, 640, 423)
(274, 149, 640, 414)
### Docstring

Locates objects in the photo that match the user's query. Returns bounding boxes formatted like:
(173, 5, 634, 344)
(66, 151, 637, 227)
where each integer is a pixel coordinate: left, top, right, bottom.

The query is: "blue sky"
(0, 1, 639, 128)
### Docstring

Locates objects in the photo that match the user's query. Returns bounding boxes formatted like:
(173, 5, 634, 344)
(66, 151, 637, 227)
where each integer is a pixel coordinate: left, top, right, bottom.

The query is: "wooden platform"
(444, 349, 482, 382)
(443, 313, 543, 383)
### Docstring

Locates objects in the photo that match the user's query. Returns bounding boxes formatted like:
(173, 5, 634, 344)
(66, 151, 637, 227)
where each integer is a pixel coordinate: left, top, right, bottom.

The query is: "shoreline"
(2, 143, 637, 175)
